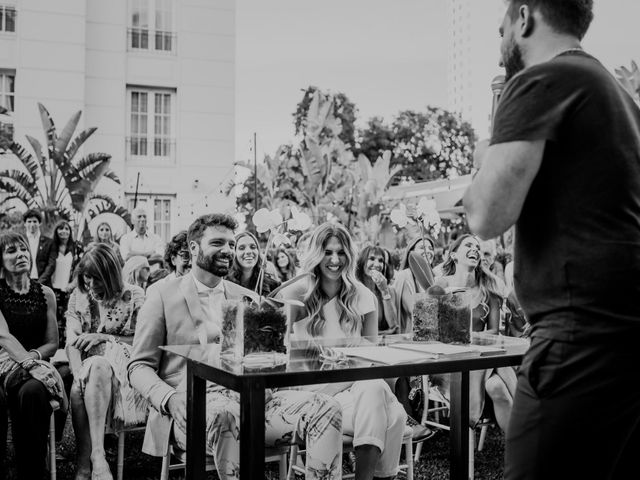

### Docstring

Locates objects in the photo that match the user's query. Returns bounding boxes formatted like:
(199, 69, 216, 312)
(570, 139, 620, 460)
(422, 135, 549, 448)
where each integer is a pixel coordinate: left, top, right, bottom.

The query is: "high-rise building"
(447, 0, 505, 138)
(0, 0, 235, 240)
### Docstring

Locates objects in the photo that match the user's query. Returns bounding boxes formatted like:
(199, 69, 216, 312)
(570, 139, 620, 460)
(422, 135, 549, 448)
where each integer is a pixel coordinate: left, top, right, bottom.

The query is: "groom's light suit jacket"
(128, 272, 257, 456)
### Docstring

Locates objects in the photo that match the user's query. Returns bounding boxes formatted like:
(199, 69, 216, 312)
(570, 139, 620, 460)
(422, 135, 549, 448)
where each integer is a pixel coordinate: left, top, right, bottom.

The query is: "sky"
(236, 0, 640, 165)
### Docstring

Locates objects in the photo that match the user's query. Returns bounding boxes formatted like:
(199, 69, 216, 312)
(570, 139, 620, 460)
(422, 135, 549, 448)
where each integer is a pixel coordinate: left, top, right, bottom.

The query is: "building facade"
(0, 0, 236, 241)
(447, 0, 505, 138)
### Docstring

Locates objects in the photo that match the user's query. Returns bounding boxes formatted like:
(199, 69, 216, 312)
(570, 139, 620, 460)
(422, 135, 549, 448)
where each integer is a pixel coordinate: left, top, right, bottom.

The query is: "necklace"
(555, 47, 584, 58)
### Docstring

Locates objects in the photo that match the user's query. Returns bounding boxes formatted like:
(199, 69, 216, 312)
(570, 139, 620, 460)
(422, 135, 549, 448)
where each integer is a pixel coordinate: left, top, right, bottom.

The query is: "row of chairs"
(44, 375, 493, 479)
(44, 409, 416, 480)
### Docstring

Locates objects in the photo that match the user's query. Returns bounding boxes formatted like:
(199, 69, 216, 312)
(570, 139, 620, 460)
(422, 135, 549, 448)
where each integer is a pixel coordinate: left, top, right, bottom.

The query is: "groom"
(128, 213, 344, 479)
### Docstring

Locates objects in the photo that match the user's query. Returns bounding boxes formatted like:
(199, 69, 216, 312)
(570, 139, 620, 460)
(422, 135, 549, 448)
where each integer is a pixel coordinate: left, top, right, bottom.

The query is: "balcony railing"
(127, 27, 176, 54)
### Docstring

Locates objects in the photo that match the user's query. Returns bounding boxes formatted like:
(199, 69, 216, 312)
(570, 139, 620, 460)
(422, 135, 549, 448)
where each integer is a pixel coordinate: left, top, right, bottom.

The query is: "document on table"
(333, 346, 439, 365)
(390, 343, 505, 357)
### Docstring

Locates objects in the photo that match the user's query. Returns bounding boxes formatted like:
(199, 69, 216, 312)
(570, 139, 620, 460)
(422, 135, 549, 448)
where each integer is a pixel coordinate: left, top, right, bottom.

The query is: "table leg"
(187, 361, 207, 480)
(450, 370, 470, 480)
(240, 378, 266, 480)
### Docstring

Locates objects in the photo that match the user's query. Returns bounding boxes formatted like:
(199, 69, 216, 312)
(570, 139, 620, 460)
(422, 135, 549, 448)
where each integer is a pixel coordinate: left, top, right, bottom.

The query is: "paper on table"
(391, 342, 505, 357)
(333, 346, 439, 365)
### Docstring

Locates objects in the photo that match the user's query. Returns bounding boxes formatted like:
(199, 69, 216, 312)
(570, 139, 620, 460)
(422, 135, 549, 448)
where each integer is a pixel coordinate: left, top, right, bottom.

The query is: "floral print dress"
(65, 284, 149, 429)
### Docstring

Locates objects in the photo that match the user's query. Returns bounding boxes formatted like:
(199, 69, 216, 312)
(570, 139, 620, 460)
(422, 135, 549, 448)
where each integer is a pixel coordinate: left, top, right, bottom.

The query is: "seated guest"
(393, 236, 437, 333)
(23, 208, 55, 284)
(226, 231, 281, 296)
(162, 231, 191, 282)
(278, 222, 406, 480)
(355, 245, 398, 334)
(122, 255, 151, 290)
(49, 219, 84, 345)
(66, 244, 147, 480)
(119, 207, 164, 261)
(434, 234, 516, 431)
(88, 221, 124, 265)
(0, 232, 60, 480)
(274, 247, 297, 282)
(128, 214, 344, 480)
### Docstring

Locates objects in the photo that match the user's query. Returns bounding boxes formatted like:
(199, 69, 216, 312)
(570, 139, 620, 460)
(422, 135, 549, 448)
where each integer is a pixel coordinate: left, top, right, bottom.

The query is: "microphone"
(490, 75, 506, 136)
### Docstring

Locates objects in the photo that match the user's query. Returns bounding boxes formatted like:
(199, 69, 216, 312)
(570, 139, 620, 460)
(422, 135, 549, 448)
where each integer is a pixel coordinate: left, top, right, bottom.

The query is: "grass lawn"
(4, 414, 506, 479)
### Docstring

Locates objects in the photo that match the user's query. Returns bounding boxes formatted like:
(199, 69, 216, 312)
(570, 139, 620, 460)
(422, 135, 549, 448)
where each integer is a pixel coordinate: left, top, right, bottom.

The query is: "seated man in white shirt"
(127, 213, 344, 480)
(119, 207, 165, 261)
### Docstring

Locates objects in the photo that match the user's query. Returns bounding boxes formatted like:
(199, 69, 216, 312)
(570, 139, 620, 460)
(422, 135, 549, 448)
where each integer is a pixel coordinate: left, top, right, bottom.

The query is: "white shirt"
(26, 232, 40, 279)
(51, 251, 73, 289)
(119, 229, 164, 260)
(192, 275, 225, 343)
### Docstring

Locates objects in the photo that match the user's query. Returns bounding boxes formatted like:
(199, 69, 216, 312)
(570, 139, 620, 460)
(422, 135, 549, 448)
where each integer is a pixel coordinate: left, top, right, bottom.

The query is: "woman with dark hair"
(49, 220, 83, 344)
(0, 232, 60, 479)
(66, 244, 147, 480)
(226, 231, 280, 296)
(392, 236, 436, 333)
(355, 245, 398, 333)
(433, 234, 516, 432)
(279, 222, 406, 480)
(274, 247, 297, 282)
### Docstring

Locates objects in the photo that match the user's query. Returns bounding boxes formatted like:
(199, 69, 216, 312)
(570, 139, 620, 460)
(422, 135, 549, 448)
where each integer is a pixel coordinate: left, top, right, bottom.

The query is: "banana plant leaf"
(408, 251, 434, 291)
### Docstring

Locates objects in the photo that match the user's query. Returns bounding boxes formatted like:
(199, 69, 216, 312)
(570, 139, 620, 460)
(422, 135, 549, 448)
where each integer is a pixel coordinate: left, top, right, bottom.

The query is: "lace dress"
(0, 279, 48, 350)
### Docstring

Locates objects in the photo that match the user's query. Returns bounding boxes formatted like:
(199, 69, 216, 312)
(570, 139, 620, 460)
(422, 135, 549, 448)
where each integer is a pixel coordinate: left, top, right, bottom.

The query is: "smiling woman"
(226, 231, 280, 296)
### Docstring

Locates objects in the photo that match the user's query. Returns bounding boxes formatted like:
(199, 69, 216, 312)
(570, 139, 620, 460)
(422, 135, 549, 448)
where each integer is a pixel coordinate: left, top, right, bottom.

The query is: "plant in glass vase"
(220, 206, 311, 368)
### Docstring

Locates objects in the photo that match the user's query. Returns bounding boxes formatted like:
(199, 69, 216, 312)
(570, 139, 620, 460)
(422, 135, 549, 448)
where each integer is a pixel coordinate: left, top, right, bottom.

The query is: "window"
(126, 194, 174, 243)
(0, 71, 14, 112)
(0, 5, 16, 33)
(127, 87, 175, 160)
(129, 0, 174, 53)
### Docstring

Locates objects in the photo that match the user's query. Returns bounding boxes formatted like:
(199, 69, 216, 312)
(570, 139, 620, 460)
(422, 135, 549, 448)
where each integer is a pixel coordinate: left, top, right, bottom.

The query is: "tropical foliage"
(616, 60, 640, 104)
(231, 86, 476, 246)
(0, 103, 129, 235)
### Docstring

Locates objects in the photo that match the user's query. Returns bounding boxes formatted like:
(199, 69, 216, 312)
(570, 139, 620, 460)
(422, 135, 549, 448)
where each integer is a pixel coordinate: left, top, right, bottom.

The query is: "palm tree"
(0, 103, 130, 235)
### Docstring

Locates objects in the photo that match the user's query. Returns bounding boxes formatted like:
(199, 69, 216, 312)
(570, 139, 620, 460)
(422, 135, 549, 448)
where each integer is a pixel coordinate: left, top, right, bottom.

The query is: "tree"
(356, 107, 477, 183)
(293, 86, 358, 150)
(0, 103, 130, 235)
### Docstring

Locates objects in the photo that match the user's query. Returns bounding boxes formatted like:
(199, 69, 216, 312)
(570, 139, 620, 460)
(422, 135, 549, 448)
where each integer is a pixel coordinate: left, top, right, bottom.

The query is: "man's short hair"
(23, 209, 43, 224)
(132, 207, 147, 218)
(164, 230, 188, 271)
(508, 0, 593, 40)
(187, 214, 238, 246)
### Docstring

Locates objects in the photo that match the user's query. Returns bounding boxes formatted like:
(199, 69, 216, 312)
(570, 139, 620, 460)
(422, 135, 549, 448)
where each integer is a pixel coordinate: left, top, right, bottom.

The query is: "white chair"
(413, 375, 492, 480)
(159, 444, 290, 480)
(113, 424, 147, 480)
(287, 425, 414, 480)
(47, 400, 60, 480)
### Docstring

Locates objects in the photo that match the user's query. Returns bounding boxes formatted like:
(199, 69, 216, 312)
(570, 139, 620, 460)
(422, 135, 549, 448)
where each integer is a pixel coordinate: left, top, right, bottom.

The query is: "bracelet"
(108, 335, 117, 343)
(29, 349, 42, 360)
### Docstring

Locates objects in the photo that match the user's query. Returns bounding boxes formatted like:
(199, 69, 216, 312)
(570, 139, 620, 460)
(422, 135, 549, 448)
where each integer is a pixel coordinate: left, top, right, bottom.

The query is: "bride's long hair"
(301, 222, 361, 338)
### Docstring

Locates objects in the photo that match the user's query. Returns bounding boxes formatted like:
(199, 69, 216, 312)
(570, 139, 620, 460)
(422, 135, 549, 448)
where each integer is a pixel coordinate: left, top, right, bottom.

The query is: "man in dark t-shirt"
(463, 1, 640, 479)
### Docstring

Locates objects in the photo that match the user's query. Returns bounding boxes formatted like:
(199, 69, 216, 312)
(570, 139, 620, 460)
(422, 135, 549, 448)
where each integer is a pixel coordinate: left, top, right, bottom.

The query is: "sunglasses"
(178, 251, 191, 261)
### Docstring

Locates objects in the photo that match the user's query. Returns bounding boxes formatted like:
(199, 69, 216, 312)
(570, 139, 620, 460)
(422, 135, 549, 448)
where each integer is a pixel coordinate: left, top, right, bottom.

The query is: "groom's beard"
(196, 249, 233, 277)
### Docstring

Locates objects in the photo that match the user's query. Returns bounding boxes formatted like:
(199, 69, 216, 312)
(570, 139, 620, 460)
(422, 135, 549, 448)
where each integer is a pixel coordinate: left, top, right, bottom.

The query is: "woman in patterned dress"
(66, 244, 147, 480)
